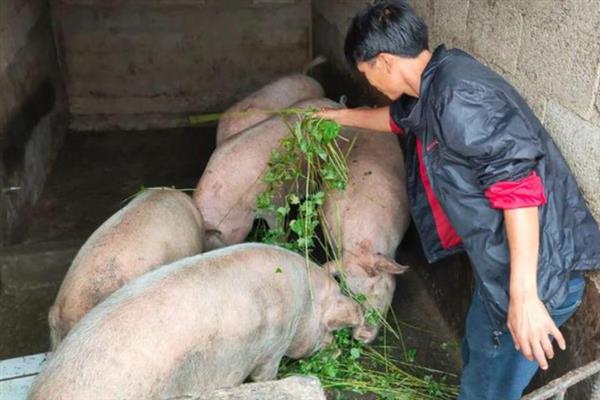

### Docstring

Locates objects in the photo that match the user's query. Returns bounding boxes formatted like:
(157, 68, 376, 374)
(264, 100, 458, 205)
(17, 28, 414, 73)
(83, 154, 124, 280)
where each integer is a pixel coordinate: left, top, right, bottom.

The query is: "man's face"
(357, 54, 409, 100)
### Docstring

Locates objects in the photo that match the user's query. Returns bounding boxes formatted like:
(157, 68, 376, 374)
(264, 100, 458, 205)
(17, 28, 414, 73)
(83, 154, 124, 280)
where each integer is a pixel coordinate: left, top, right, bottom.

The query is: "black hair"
(344, 0, 429, 68)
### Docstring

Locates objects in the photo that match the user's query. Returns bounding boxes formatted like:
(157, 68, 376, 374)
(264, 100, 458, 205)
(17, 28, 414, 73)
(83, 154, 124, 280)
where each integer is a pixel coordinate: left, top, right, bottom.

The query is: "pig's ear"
(324, 297, 363, 331)
(374, 254, 409, 275)
(361, 254, 409, 277)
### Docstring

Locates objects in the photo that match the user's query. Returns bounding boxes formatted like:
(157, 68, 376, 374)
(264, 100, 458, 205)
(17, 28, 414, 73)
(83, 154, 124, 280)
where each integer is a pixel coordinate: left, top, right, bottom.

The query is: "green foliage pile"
(279, 328, 459, 400)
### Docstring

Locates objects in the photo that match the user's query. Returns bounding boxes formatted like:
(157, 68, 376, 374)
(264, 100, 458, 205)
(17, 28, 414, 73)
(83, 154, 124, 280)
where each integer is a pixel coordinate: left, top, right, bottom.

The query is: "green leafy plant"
(255, 110, 351, 259)
(278, 328, 458, 400)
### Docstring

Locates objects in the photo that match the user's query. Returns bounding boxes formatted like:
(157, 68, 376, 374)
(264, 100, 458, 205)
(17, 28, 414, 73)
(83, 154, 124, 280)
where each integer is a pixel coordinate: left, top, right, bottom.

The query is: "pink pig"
(48, 188, 204, 349)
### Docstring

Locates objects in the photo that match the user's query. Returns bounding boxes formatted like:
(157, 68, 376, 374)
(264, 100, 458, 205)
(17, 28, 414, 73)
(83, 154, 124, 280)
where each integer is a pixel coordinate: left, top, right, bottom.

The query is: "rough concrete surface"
(0, 240, 79, 293)
(430, 0, 470, 50)
(408, 0, 434, 35)
(52, 0, 311, 130)
(0, 0, 46, 73)
(465, 0, 523, 73)
(594, 85, 600, 125)
(545, 101, 600, 221)
(189, 376, 326, 400)
(515, 1, 600, 119)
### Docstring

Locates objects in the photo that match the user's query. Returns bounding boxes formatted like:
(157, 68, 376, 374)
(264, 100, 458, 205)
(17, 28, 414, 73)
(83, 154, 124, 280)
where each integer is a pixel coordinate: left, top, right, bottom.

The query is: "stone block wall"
(0, 0, 68, 245)
(52, 0, 312, 131)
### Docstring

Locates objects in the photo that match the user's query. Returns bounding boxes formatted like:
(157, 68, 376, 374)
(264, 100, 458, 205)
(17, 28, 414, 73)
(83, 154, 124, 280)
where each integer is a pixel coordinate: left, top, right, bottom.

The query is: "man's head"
(345, 0, 430, 100)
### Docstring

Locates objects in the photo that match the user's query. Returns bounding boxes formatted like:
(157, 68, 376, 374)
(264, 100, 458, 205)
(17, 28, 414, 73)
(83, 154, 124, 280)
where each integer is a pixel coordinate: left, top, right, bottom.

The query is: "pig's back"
(326, 131, 409, 254)
(216, 75, 324, 145)
(52, 189, 204, 338)
(67, 188, 204, 281)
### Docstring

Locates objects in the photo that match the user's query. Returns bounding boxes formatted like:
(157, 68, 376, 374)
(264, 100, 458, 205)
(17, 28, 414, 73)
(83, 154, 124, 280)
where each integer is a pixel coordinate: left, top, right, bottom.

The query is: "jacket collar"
(395, 44, 450, 130)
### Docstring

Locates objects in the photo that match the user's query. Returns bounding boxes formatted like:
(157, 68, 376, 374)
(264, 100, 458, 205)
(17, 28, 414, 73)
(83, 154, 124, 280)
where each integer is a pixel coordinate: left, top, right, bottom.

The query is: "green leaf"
(288, 193, 300, 205)
(275, 267, 283, 273)
(407, 348, 417, 363)
(354, 293, 367, 304)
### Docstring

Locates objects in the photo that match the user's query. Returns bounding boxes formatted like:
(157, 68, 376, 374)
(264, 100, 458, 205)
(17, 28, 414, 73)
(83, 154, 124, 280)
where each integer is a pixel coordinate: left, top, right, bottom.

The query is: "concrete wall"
(0, 0, 68, 245)
(52, 0, 312, 131)
(312, 1, 600, 396)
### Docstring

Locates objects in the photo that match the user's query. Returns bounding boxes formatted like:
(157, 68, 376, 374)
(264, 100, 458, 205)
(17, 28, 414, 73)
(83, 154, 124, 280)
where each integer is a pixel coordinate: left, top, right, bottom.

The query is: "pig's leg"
(249, 353, 284, 382)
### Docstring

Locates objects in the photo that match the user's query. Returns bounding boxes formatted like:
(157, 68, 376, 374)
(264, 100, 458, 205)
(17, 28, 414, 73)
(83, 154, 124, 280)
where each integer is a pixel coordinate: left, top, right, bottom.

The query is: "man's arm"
(505, 207, 566, 370)
(315, 106, 392, 132)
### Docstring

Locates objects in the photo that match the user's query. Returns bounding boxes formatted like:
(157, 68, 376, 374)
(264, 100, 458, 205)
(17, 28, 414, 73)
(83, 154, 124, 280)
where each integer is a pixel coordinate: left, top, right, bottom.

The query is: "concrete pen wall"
(0, 0, 68, 245)
(51, 0, 312, 131)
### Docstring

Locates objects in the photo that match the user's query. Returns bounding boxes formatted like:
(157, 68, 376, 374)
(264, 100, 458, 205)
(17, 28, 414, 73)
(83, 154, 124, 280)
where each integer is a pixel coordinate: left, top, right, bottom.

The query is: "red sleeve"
(484, 171, 547, 209)
(389, 117, 404, 135)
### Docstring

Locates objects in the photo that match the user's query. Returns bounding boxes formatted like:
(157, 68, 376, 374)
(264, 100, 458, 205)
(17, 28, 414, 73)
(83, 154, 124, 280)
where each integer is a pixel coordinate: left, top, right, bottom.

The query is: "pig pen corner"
(2, 0, 600, 399)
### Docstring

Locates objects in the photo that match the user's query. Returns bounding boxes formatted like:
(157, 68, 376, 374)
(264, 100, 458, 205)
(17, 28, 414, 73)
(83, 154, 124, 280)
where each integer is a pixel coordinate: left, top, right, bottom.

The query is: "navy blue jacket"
(390, 45, 600, 331)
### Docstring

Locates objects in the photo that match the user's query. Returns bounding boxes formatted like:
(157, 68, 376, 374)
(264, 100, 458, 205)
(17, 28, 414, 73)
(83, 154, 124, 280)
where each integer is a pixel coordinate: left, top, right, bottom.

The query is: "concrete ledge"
(69, 112, 197, 131)
(183, 376, 326, 400)
(0, 240, 80, 293)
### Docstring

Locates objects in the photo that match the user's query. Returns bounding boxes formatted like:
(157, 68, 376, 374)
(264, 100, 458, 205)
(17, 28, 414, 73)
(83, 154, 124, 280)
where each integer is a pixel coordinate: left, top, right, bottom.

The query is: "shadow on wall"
(3, 79, 56, 176)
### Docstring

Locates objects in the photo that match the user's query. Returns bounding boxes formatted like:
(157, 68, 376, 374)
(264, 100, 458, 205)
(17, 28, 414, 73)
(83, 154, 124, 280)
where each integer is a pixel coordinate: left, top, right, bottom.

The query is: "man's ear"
(380, 53, 394, 73)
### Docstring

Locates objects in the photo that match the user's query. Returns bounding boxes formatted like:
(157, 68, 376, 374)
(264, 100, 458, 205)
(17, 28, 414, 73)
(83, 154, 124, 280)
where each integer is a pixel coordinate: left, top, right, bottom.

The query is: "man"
(316, 1, 600, 399)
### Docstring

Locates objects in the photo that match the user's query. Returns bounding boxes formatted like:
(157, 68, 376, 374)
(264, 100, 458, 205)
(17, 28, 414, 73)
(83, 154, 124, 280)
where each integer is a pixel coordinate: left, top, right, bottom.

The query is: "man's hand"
(314, 108, 347, 124)
(313, 106, 392, 133)
(507, 294, 565, 370)
(504, 206, 565, 370)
